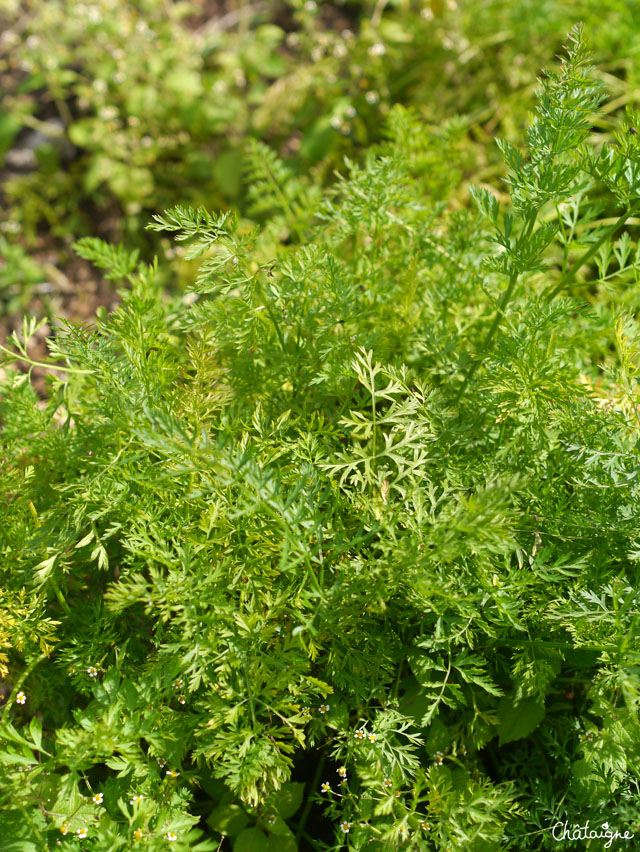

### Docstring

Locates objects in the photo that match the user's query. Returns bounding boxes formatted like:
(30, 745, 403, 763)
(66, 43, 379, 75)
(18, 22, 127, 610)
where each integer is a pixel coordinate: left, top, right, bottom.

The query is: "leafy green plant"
(5, 0, 640, 253)
(2, 25, 640, 852)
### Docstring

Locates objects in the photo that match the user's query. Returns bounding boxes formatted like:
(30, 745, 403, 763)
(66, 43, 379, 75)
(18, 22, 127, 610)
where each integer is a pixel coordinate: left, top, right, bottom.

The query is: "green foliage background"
(2, 2, 640, 851)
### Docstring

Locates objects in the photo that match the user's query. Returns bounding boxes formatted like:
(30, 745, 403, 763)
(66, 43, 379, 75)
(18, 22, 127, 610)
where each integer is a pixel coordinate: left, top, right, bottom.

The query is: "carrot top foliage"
(2, 26, 640, 852)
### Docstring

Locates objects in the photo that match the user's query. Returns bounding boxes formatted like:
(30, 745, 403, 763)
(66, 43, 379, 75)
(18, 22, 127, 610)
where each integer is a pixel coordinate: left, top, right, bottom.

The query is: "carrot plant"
(1, 27, 640, 852)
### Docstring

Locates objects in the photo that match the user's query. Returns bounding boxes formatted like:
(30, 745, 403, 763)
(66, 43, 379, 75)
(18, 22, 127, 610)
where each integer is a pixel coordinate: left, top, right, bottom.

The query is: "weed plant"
(1, 26, 640, 852)
(2, 0, 640, 243)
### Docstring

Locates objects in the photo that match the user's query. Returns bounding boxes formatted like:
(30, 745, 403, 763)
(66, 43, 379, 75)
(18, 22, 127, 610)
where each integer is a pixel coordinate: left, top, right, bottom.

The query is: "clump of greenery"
(2, 26, 640, 852)
(4, 0, 640, 250)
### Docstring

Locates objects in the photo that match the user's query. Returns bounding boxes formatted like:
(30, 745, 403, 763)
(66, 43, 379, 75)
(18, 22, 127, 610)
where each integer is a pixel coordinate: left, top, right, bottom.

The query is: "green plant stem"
(1, 653, 47, 724)
(49, 576, 72, 616)
(371, 0, 389, 28)
(242, 658, 257, 727)
(543, 200, 640, 300)
(20, 806, 48, 850)
(295, 751, 327, 845)
(0, 345, 93, 375)
(455, 267, 519, 403)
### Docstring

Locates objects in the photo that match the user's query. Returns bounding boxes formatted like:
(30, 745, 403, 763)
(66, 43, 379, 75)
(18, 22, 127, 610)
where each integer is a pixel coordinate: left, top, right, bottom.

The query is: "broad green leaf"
(267, 831, 297, 852)
(28, 717, 42, 752)
(272, 781, 304, 819)
(0, 810, 40, 852)
(496, 696, 545, 746)
(233, 828, 269, 852)
(207, 804, 250, 838)
(266, 815, 296, 837)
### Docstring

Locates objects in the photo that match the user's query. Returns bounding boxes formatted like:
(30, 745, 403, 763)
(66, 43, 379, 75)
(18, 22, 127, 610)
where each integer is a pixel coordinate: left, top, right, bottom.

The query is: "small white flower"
(60, 824, 69, 835)
(341, 29, 354, 40)
(318, 703, 330, 714)
(344, 105, 356, 119)
(173, 678, 183, 689)
(77, 827, 88, 839)
(421, 820, 430, 830)
(368, 43, 386, 57)
(2, 31, 20, 47)
(166, 769, 179, 777)
(301, 706, 310, 716)
(421, 7, 434, 20)
(337, 766, 347, 778)
(354, 728, 365, 740)
(165, 831, 178, 842)
(321, 781, 331, 792)
(340, 821, 351, 834)
(330, 116, 343, 130)
(266, 814, 276, 825)
(340, 123, 350, 135)
(382, 777, 392, 789)
(92, 792, 103, 804)
(16, 692, 26, 705)
(304, 0, 317, 9)
(156, 756, 166, 767)
(311, 45, 325, 62)
(368, 732, 377, 743)
(365, 90, 379, 105)
(333, 42, 348, 58)
(178, 695, 186, 705)
(130, 794, 144, 805)
(87, 666, 98, 677)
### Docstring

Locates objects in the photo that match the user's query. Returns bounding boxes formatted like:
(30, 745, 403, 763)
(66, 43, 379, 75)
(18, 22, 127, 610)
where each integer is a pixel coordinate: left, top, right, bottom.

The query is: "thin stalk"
(391, 657, 405, 701)
(455, 267, 519, 403)
(544, 200, 640, 301)
(295, 750, 327, 845)
(259, 153, 303, 242)
(370, 364, 377, 487)
(242, 657, 257, 727)
(1, 653, 47, 724)
(27, 500, 40, 528)
(371, 0, 389, 28)
(0, 345, 93, 375)
(20, 807, 48, 849)
(49, 576, 72, 616)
